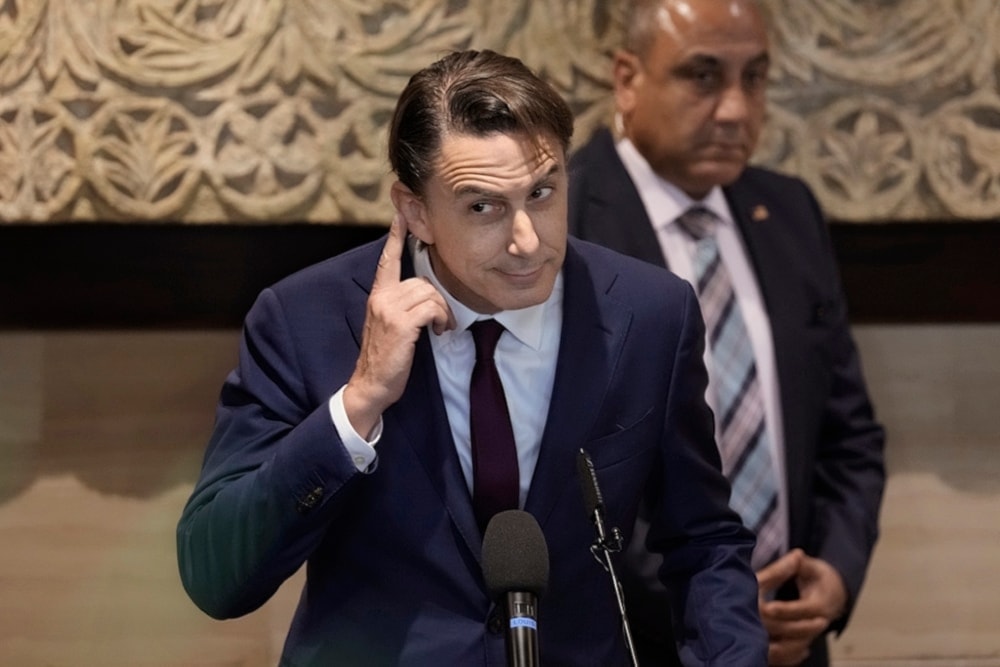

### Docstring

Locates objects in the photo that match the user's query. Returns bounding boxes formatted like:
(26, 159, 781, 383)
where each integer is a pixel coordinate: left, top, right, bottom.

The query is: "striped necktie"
(676, 206, 784, 570)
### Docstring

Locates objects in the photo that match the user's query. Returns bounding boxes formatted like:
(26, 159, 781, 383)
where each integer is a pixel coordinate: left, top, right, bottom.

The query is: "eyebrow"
(677, 51, 770, 70)
(454, 162, 563, 199)
(746, 52, 770, 69)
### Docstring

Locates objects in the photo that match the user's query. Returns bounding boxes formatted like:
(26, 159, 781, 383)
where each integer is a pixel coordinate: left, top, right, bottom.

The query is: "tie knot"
(469, 319, 505, 361)
(676, 206, 719, 241)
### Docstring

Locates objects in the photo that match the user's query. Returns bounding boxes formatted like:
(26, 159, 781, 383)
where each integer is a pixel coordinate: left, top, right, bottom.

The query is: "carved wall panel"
(761, 1, 1000, 221)
(0, 0, 996, 224)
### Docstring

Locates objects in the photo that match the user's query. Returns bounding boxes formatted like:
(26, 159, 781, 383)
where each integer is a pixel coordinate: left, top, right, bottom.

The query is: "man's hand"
(757, 548, 848, 666)
(343, 214, 454, 437)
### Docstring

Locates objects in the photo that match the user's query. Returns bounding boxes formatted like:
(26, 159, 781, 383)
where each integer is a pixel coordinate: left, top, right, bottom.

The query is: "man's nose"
(509, 209, 540, 255)
(716, 84, 752, 123)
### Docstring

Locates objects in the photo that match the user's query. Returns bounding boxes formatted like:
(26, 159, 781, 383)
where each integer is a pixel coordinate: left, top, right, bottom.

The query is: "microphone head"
(576, 448, 604, 517)
(482, 510, 549, 599)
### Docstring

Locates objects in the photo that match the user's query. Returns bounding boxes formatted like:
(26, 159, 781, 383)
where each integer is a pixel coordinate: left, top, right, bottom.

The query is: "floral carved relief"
(0, 0, 997, 223)
(763, 0, 1000, 220)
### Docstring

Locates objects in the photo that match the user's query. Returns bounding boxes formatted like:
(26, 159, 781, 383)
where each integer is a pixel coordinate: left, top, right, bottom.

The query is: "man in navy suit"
(177, 49, 766, 665)
(568, 1, 886, 666)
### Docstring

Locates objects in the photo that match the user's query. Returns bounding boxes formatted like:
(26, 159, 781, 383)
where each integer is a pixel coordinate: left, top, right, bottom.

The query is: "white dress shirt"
(330, 236, 563, 509)
(616, 137, 789, 548)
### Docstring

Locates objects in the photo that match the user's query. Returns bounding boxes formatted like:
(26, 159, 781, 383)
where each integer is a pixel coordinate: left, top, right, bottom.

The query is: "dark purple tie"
(469, 319, 520, 532)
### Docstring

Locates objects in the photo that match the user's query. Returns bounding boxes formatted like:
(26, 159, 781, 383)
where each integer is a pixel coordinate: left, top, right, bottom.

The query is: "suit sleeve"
(648, 284, 769, 664)
(803, 187, 887, 628)
(176, 287, 364, 619)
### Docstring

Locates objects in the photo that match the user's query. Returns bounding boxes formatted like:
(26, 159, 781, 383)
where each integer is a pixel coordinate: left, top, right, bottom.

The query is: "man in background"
(178, 48, 766, 665)
(568, 1, 886, 665)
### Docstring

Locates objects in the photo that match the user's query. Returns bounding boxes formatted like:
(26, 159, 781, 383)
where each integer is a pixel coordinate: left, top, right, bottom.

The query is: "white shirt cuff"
(328, 386, 380, 472)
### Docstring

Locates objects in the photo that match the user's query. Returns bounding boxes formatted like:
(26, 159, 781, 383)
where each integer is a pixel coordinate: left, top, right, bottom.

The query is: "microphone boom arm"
(577, 449, 640, 667)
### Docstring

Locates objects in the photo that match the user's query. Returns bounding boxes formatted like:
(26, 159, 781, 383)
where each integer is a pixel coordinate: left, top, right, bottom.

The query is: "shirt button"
(353, 455, 366, 467)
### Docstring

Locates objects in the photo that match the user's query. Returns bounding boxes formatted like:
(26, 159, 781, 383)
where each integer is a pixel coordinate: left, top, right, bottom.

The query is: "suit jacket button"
(487, 607, 504, 635)
(296, 486, 324, 513)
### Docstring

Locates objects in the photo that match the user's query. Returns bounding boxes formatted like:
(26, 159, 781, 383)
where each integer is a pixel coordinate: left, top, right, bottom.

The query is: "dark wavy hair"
(388, 49, 574, 195)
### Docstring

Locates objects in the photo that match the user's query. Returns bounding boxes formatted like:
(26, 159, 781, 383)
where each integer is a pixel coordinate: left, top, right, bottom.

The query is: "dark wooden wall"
(2, 222, 998, 328)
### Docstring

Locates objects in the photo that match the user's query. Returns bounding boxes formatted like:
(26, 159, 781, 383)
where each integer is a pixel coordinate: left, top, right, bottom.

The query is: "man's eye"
(471, 201, 498, 214)
(532, 185, 554, 201)
(743, 68, 769, 91)
(692, 70, 722, 89)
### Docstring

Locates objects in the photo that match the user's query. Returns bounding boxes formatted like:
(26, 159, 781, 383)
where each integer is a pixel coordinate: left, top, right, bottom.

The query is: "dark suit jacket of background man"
(568, 127, 886, 667)
(176, 232, 767, 666)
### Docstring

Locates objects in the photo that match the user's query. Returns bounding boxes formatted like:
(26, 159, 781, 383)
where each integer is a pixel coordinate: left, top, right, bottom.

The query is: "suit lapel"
(574, 128, 667, 268)
(723, 180, 807, 496)
(391, 331, 483, 556)
(525, 241, 632, 527)
(723, 180, 785, 316)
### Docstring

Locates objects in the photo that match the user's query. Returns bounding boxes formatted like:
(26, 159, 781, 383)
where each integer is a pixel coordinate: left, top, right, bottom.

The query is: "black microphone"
(577, 448, 639, 667)
(577, 446, 605, 522)
(482, 509, 549, 667)
(577, 447, 624, 553)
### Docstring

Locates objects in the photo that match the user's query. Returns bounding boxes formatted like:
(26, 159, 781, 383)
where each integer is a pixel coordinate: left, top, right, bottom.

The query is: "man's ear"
(612, 49, 640, 124)
(391, 181, 433, 245)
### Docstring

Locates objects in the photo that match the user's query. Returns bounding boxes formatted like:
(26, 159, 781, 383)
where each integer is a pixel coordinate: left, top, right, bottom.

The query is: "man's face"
(402, 131, 568, 315)
(615, 0, 770, 199)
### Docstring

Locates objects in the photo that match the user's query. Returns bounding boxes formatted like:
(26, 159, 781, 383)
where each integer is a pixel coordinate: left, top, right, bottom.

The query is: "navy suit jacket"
(177, 233, 767, 666)
(568, 127, 886, 667)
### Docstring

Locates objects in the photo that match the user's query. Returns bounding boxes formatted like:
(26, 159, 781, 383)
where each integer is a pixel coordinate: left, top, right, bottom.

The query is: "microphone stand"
(578, 450, 640, 667)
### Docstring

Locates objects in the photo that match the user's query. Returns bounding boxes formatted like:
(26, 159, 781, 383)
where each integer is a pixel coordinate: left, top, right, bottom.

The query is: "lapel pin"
(751, 205, 769, 222)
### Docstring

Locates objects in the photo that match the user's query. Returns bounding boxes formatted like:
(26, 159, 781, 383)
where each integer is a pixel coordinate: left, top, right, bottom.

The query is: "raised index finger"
(374, 213, 406, 287)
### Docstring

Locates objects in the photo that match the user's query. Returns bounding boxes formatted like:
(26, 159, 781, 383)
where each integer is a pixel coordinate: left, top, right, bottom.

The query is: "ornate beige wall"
(1, 1, 997, 224)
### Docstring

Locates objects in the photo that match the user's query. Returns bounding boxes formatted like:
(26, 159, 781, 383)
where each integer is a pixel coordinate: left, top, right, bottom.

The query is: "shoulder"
(566, 239, 702, 353)
(567, 237, 693, 302)
(727, 166, 828, 239)
(241, 236, 384, 329)
(569, 127, 616, 174)
(269, 236, 384, 296)
(732, 166, 820, 209)
(571, 126, 614, 158)
(566, 128, 648, 241)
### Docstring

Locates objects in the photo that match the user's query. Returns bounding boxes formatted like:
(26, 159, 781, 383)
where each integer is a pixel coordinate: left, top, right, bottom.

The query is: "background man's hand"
(757, 548, 848, 666)
(343, 215, 454, 437)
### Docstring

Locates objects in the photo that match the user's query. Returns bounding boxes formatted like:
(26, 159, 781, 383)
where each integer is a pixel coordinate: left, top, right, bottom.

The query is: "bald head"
(623, 0, 765, 59)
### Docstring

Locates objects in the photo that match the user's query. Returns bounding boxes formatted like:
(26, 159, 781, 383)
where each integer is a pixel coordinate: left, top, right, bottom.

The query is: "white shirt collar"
(615, 137, 734, 230)
(409, 236, 561, 351)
